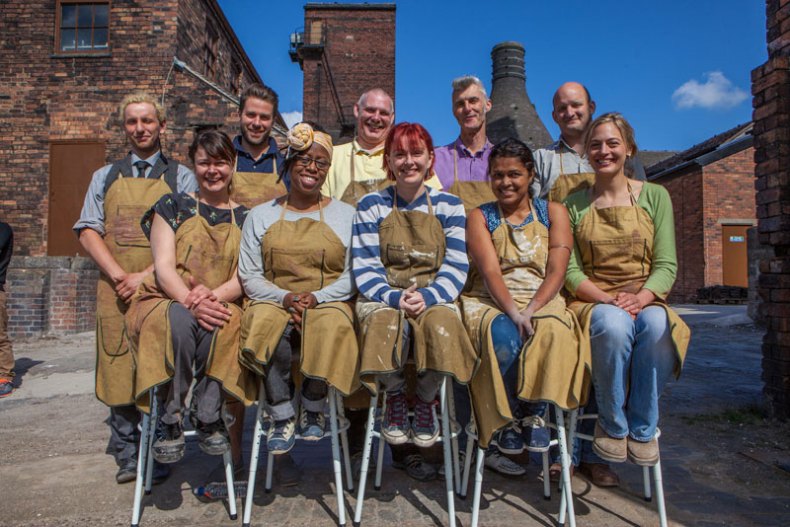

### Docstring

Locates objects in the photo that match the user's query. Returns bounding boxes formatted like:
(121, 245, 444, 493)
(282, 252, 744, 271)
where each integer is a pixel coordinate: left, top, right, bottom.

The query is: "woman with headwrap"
(238, 122, 360, 454)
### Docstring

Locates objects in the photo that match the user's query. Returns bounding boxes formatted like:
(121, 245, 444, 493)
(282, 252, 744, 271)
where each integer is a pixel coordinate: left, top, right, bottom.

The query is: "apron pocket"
(113, 204, 152, 247)
(268, 248, 326, 292)
(98, 312, 128, 357)
(589, 238, 646, 282)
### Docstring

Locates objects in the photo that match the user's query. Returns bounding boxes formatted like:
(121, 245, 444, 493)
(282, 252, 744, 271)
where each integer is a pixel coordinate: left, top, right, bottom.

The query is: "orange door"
(721, 224, 749, 287)
(48, 141, 105, 256)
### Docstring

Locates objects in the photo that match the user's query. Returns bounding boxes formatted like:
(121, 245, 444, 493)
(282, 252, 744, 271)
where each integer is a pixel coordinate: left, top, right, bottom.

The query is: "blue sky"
(218, 0, 766, 152)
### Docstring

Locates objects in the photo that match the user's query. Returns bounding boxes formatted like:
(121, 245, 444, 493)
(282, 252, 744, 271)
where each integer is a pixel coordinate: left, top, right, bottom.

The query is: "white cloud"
(672, 71, 748, 110)
(281, 110, 303, 128)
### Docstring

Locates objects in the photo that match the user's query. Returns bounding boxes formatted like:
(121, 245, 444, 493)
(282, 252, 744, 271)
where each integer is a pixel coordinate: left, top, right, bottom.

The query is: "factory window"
(230, 60, 242, 95)
(55, 1, 110, 53)
(204, 22, 219, 80)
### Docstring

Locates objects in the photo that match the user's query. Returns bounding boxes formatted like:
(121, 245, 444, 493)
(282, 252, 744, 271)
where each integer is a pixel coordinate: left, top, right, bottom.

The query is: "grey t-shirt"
(238, 198, 356, 304)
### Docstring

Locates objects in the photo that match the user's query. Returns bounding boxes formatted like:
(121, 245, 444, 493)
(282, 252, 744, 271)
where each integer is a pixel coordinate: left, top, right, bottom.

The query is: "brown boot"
(578, 462, 620, 488)
(627, 436, 659, 466)
(592, 423, 627, 463)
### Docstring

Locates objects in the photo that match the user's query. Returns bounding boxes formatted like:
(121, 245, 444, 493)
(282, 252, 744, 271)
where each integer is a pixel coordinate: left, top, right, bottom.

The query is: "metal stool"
(130, 387, 237, 527)
(243, 379, 353, 527)
(353, 376, 460, 527)
(559, 411, 667, 527)
(460, 405, 576, 527)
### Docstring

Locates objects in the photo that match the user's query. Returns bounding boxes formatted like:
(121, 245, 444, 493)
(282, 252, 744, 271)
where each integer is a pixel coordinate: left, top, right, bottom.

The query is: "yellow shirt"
(322, 139, 441, 200)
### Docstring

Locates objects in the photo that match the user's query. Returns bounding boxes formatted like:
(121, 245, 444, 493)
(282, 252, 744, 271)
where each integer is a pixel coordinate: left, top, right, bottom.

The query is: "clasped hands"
(398, 283, 426, 318)
(181, 277, 231, 331)
(609, 291, 645, 319)
(283, 292, 318, 330)
(112, 270, 148, 304)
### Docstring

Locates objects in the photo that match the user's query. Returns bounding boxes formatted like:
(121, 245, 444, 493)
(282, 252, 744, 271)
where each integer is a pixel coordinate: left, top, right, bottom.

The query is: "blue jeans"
(590, 304, 676, 442)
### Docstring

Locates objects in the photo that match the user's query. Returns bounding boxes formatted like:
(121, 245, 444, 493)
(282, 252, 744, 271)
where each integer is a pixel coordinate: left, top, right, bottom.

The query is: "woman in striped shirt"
(351, 122, 476, 448)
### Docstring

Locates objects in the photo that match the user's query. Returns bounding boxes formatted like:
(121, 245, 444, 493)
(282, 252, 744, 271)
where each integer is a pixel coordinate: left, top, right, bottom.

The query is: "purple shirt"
(433, 137, 493, 190)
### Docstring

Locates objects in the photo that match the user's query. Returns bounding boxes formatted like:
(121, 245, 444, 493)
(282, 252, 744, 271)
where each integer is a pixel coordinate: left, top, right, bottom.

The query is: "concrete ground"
(1, 305, 789, 526)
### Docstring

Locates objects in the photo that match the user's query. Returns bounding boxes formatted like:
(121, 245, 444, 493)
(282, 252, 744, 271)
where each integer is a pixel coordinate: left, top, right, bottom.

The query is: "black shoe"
(274, 453, 302, 487)
(392, 453, 437, 482)
(197, 419, 230, 456)
(116, 458, 137, 484)
(153, 421, 185, 463)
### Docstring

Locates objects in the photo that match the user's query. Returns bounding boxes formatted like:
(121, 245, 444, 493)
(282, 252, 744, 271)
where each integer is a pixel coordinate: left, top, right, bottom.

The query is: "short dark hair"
(488, 138, 535, 173)
(239, 83, 279, 114)
(189, 129, 236, 165)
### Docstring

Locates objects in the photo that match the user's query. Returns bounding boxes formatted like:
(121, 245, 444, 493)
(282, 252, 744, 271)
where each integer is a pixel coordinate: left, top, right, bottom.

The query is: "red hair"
(383, 122, 436, 181)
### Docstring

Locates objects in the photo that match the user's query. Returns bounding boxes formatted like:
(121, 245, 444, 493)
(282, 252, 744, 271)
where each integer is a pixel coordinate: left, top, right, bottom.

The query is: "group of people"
(73, 76, 690, 507)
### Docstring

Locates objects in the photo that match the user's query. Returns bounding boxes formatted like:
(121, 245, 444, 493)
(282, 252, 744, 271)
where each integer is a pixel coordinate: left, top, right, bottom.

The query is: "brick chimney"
(487, 41, 552, 150)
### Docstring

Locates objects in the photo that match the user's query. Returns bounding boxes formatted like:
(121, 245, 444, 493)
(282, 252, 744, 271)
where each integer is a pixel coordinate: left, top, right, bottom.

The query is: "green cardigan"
(563, 182, 678, 300)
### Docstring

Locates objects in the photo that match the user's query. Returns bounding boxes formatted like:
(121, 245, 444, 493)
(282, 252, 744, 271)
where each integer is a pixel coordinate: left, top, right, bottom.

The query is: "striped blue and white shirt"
(352, 186, 468, 308)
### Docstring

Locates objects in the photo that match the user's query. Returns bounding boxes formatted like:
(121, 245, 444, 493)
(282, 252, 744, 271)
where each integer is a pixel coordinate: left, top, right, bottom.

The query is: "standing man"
(433, 75, 496, 211)
(232, 83, 287, 209)
(74, 93, 197, 484)
(0, 222, 13, 398)
(532, 81, 645, 202)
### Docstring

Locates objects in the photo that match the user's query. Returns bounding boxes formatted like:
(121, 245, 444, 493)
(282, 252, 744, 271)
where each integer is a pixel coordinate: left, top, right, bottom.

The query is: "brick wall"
(701, 147, 758, 286)
(752, 0, 790, 417)
(300, 4, 396, 141)
(659, 169, 705, 303)
(0, 0, 266, 337)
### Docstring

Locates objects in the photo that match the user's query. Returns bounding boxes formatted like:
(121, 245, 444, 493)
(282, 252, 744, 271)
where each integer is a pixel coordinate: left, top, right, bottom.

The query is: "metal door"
(721, 224, 749, 287)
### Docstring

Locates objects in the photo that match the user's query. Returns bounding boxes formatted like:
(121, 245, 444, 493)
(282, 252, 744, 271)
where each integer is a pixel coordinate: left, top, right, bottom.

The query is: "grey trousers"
(378, 323, 443, 403)
(106, 404, 140, 466)
(264, 323, 328, 421)
(161, 303, 222, 426)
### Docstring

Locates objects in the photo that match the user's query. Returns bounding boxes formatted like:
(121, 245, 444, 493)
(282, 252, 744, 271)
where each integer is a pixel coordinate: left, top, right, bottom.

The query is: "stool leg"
(643, 465, 652, 501)
(223, 449, 238, 520)
(556, 406, 575, 527)
(470, 446, 485, 527)
(144, 395, 157, 494)
(374, 393, 386, 491)
(353, 393, 378, 526)
(446, 389, 462, 495)
(243, 381, 266, 527)
(330, 389, 347, 526)
(653, 460, 668, 527)
(542, 450, 551, 500)
(460, 425, 475, 500)
(130, 410, 150, 527)
(440, 378, 457, 527)
(337, 391, 354, 492)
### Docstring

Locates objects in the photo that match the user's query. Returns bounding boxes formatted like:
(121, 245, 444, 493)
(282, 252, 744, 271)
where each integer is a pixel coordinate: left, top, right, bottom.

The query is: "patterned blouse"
(141, 192, 248, 238)
(479, 198, 550, 234)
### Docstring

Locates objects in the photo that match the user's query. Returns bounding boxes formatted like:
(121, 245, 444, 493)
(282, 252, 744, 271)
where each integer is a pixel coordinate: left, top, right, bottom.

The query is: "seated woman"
(352, 122, 476, 447)
(126, 130, 255, 464)
(238, 122, 359, 455)
(461, 138, 589, 475)
(564, 113, 690, 466)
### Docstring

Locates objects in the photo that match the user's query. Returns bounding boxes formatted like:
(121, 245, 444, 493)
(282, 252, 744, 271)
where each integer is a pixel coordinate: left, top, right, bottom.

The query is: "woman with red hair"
(351, 122, 476, 448)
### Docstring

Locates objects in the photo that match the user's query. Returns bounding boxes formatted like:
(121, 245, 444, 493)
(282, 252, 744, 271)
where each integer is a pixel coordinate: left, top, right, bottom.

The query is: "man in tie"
(74, 92, 197, 484)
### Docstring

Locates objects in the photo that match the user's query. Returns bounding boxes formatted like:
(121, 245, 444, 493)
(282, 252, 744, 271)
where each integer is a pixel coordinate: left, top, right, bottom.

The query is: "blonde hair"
(118, 92, 165, 124)
(584, 112, 638, 158)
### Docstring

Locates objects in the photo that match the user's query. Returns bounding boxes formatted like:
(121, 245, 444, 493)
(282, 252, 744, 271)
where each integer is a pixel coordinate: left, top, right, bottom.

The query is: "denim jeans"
(590, 304, 676, 442)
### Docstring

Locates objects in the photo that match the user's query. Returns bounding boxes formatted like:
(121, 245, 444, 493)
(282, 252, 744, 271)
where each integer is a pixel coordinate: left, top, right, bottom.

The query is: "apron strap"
(280, 194, 325, 222)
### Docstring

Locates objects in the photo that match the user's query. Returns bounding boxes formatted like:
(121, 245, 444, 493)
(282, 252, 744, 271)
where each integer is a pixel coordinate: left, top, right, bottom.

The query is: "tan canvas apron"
(548, 152, 596, 203)
(340, 144, 392, 206)
(239, 200, 360, 396)
(567, 185, 690, 376)
(460, 204, 590, 447)
(231, 157, 286, 209)
(127, 200, 257, 412)
(95, 173, 171, 407)
(356, 189, 477, 394)
(446, 148, 496, 212)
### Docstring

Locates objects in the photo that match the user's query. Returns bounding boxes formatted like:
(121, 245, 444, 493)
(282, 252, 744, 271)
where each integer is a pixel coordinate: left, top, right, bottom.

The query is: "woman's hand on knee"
(183, 277, 216, 309)
(511, 308, 535, 340)
(399, 284, 425, 318)
(190, 298, 232, 330)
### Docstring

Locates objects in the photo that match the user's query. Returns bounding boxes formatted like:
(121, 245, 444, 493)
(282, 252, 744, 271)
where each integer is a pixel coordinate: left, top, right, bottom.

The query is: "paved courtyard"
(1, 305, 789, 526)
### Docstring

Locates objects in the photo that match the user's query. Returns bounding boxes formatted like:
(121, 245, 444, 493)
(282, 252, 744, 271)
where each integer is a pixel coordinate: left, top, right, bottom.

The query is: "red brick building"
(289, 3, 396, 142)
(0, 0, 284, 337)
(752, 0, 790, 417)
(647, 123, 756, 303)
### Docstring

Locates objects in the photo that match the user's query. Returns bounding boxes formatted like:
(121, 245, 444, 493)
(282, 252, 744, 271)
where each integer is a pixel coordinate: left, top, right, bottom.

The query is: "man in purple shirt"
(433, 75, 493, 197)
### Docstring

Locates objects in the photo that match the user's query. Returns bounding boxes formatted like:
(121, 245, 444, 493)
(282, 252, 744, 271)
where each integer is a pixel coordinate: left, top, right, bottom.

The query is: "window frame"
(54, 0, 111, 55)
(204, 21, 219, 81)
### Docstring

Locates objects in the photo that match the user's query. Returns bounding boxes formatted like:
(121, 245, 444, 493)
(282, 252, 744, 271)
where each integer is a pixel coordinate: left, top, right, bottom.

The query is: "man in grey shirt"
(532, 82, 645, 201)
(73, 92, 196, 485)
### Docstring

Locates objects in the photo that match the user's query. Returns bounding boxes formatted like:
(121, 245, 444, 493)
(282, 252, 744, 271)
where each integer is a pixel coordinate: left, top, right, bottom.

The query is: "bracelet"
(549, 243, 572, 254)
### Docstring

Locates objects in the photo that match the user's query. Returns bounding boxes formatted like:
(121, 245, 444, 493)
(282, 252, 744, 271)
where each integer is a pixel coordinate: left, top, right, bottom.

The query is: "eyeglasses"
(295, 154, 330, 171)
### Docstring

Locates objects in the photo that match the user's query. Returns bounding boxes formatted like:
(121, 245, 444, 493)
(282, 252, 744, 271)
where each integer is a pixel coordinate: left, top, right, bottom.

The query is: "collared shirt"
(532, 137, 647, 199)
(322, 138, 442, 200)
(433, 137, 493, 191)
(73, 151, 198, 236)
(233, 135, 282, 173)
